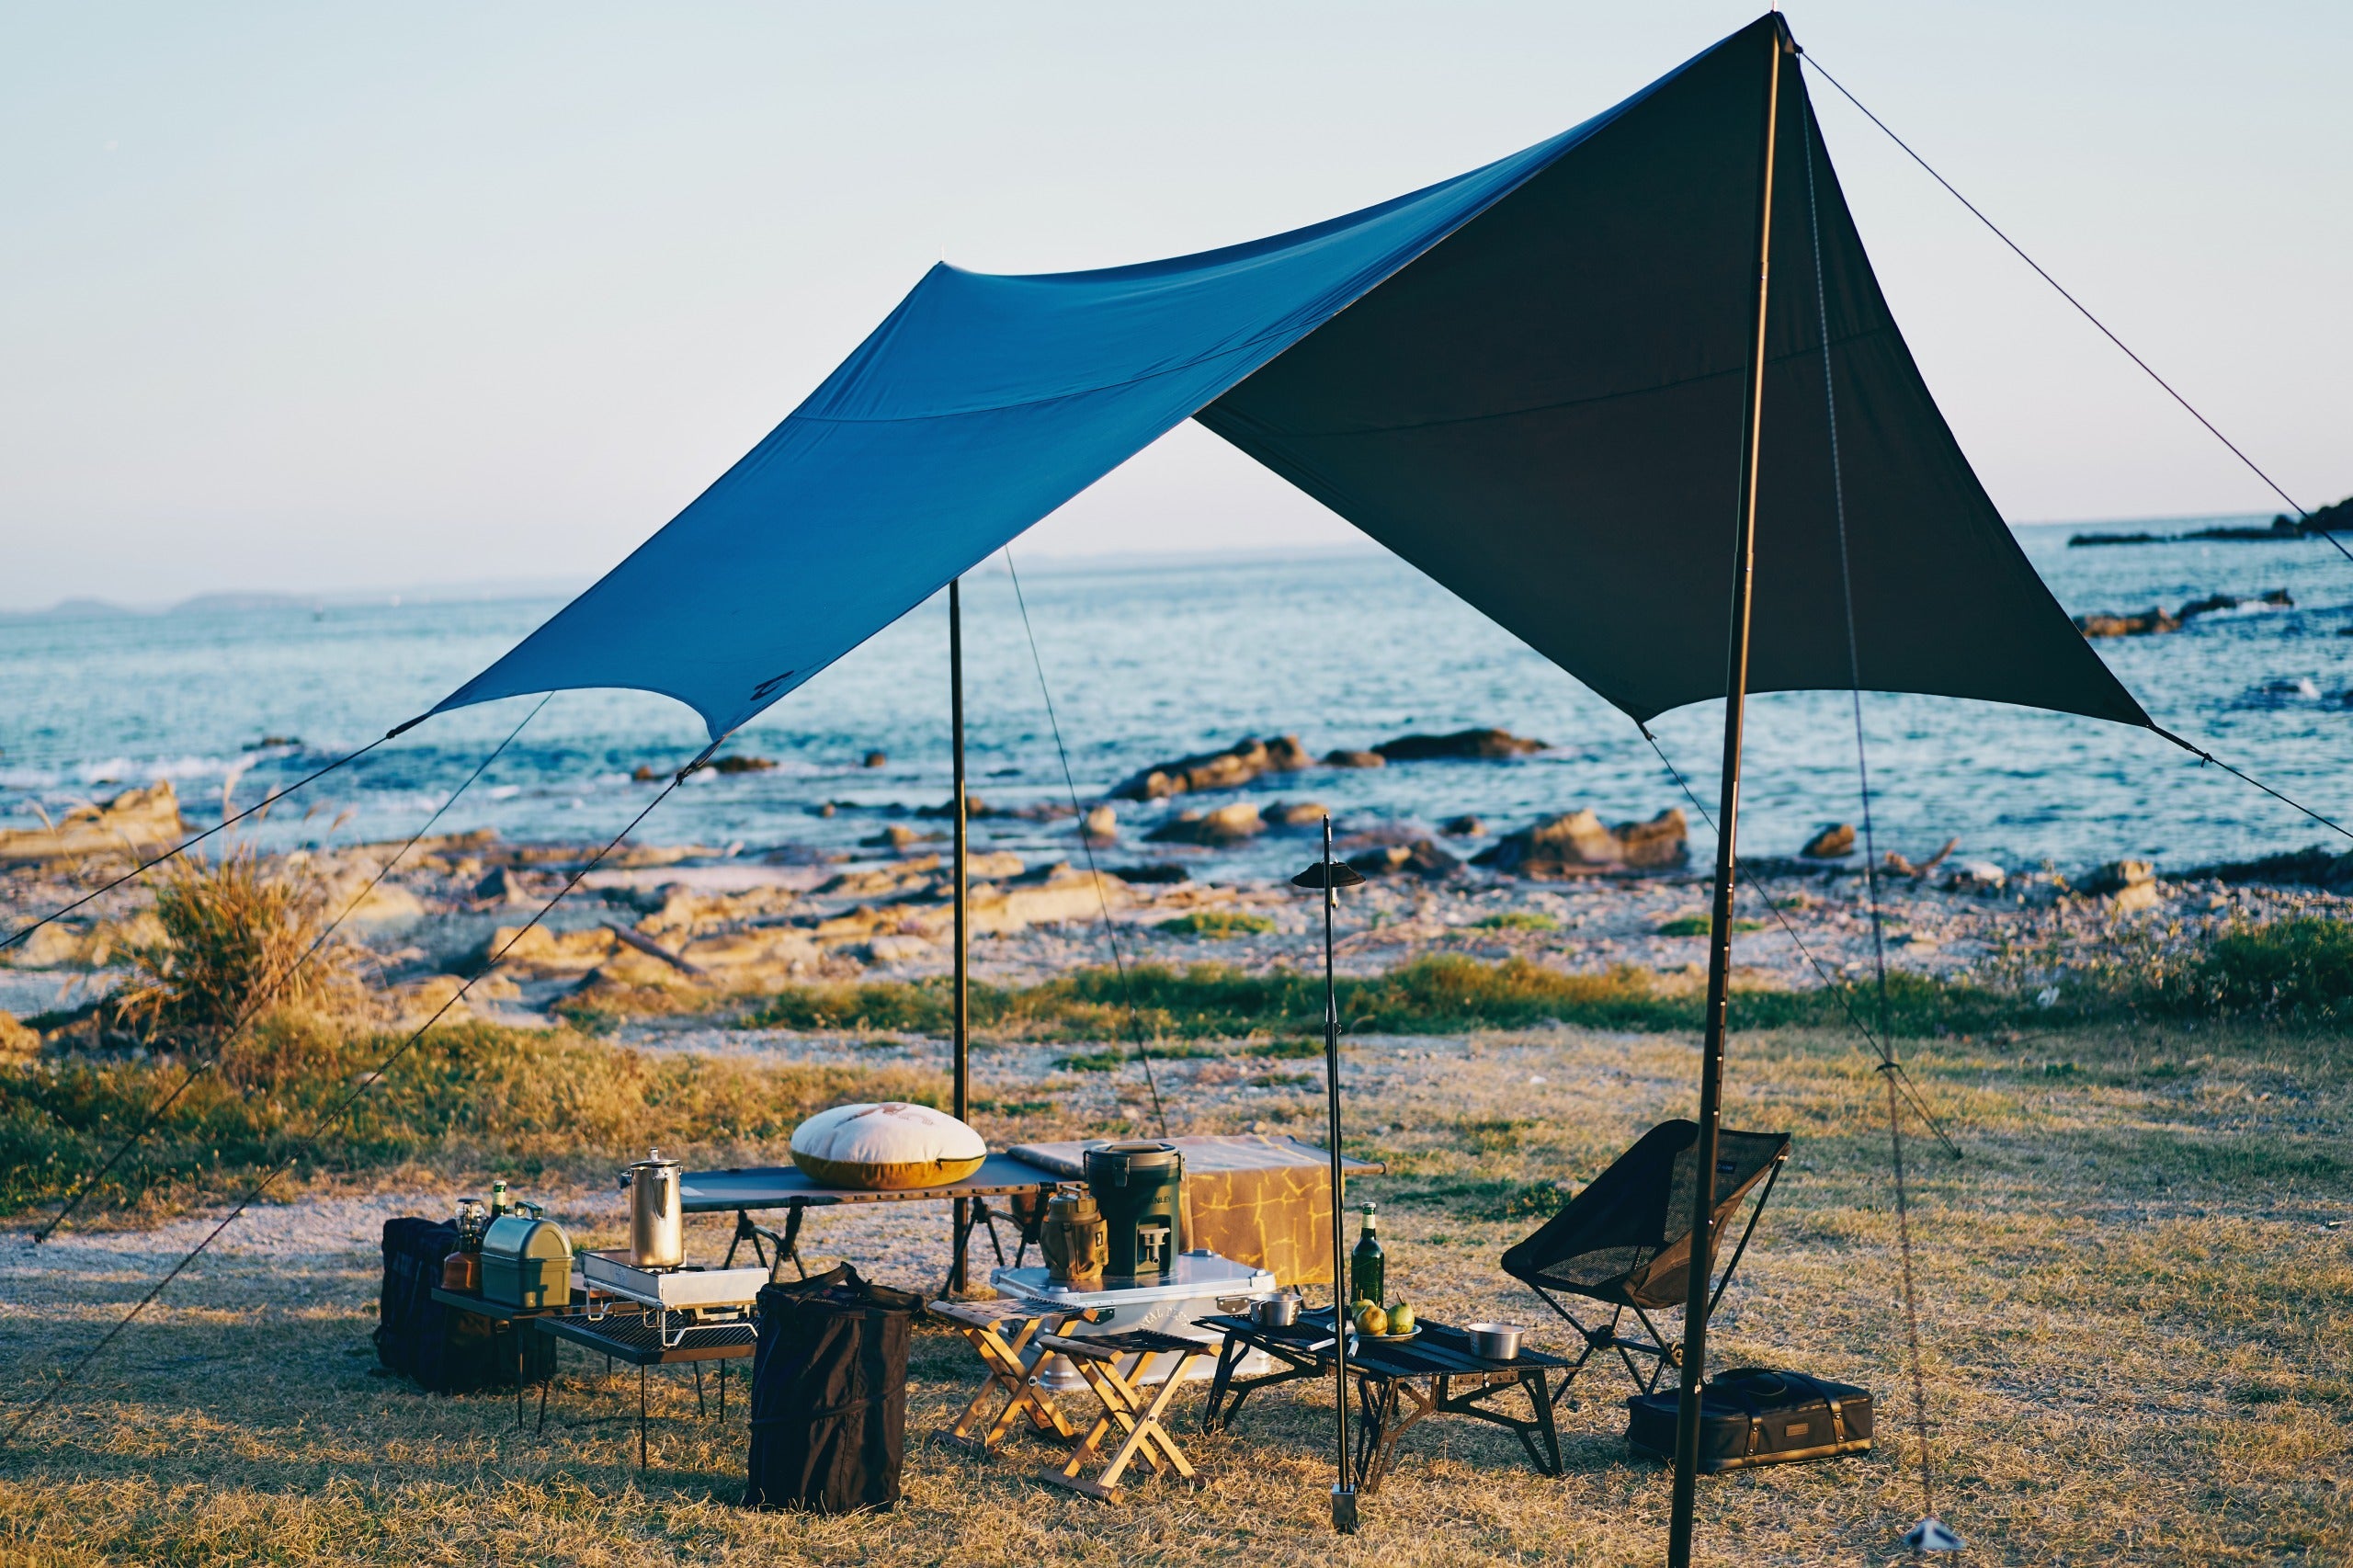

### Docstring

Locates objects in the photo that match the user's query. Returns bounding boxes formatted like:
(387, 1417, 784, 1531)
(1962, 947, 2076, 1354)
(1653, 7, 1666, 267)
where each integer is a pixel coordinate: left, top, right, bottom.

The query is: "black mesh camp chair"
(1500, 1119, 1788, 1397)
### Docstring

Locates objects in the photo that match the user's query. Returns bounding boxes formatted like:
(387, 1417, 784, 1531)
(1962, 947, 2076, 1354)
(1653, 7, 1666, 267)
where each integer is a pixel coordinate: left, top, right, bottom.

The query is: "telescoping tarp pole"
(1667, 18, 1785, 1568)
(949, 578, 972, 1294)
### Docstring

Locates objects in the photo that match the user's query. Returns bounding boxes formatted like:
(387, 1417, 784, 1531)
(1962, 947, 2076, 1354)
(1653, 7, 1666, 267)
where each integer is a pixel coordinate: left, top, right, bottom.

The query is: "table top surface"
(1199, 1312, 1571, 1378)
(678, 1152, 1060, 1212)
(430, 1286, 583, 1320)
(533, 1310, 757, 1364)
(992, 1252, 1277, 1306)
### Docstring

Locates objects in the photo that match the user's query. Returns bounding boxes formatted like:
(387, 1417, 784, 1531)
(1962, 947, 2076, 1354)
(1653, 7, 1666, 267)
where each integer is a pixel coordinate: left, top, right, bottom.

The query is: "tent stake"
(949, 577, 972, 1294)
(1668, 18, 1785, 1568)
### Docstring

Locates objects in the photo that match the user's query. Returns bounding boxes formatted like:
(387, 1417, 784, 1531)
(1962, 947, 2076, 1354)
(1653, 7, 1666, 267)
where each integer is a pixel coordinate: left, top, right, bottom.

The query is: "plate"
(1354, 1324, 1422, 1343)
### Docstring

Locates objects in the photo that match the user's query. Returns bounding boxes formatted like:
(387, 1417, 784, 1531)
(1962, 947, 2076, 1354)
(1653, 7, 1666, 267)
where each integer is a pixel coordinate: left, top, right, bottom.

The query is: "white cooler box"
(991, 1250, 1282, 1392)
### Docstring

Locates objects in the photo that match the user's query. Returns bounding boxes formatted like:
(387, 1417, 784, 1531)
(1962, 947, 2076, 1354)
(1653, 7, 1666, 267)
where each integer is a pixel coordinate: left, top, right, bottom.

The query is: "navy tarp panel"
(432, 15, 2147, 741)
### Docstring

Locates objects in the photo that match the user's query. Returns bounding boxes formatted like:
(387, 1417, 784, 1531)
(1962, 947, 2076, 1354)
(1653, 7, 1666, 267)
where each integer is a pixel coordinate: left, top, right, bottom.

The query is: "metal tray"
(582, 1250, 767, 1310)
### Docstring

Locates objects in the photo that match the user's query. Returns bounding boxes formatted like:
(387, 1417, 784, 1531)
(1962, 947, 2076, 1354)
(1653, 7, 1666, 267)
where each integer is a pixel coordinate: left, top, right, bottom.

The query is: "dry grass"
(2, 1017, 2348, 1565)
(110, 848, 364, 1037)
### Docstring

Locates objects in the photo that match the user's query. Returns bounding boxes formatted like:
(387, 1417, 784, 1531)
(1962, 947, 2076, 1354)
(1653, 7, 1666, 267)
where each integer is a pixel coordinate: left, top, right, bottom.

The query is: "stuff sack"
(1625, 1366, 1872, 1472)
(744, 1263, 923, 1513)
(374, 1216, 553, 1394)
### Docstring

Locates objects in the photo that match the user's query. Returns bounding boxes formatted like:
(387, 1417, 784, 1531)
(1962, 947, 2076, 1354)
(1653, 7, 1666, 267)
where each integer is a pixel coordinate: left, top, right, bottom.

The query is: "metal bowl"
(1465, 1322, 1525, 1360)
(1250, 1293, 1302, 1328)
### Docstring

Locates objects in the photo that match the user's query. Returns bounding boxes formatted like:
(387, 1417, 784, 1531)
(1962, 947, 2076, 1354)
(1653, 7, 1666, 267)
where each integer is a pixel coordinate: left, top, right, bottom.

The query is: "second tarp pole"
(1321, 815, 1357, 1534)
(1667, 17, 1785, 1568)
(949, 577, 972, 1294)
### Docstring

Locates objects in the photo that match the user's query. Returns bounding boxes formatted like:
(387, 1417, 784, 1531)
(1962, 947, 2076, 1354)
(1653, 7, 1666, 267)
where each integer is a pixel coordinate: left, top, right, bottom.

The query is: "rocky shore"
(6, 772, 2350, 1038)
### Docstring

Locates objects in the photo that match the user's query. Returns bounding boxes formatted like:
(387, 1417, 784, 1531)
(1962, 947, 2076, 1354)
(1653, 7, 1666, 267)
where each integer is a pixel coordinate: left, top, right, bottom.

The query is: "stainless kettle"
(620, 1147, 684, 1268)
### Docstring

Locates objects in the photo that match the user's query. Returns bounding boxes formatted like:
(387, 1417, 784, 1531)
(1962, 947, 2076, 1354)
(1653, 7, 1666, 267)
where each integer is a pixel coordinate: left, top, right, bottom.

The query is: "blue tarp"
(433, 15, 2147, 743)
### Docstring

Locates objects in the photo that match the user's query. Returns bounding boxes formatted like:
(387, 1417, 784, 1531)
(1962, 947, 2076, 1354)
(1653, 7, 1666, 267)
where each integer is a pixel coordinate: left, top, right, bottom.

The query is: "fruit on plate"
(1386, 1301, 1415, 1334)
(1355, 1303, 1390, 1336)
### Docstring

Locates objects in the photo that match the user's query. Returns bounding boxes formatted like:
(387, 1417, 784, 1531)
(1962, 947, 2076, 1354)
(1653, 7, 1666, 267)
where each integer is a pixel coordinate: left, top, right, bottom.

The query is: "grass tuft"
(1156, 911, 1278, 938)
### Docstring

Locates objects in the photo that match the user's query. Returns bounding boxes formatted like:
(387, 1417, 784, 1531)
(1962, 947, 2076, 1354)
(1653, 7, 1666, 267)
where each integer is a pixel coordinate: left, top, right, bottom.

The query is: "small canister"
(621, 1148, 685, 1269)
(1040, 1185, 1108, 1287)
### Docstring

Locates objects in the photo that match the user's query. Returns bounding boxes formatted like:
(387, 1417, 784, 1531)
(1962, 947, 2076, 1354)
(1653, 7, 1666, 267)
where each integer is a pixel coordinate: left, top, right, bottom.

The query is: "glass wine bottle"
(1349, 1202, 1384, 1307)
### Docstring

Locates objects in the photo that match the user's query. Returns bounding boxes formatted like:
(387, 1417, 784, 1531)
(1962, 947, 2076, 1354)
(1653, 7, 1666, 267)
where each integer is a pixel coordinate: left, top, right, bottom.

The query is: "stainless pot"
(621, 1147, 684, 1269)
(1250, 1293, 1302, 1328)
(1465, 1322, 1525, 1360)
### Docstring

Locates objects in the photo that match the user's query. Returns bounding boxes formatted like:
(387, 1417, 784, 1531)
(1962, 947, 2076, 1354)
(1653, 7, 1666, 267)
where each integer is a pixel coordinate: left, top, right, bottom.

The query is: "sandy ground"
(4, 1017, 2347, 1566)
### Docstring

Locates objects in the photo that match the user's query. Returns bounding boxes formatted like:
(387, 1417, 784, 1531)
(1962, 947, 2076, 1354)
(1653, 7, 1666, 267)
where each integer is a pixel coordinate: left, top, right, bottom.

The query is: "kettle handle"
(513, 1199, 545, 1220)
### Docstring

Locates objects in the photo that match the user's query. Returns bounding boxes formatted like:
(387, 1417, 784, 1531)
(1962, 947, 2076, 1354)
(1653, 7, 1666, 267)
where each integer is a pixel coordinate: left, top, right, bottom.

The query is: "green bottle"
(1349, 1202, 1384, 1309)
(490, 1179, 509, 1218)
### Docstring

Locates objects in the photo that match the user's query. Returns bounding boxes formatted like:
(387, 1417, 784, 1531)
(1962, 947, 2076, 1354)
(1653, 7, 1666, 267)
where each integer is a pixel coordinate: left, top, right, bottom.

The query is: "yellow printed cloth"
(1005, 1134, 1382, 1287)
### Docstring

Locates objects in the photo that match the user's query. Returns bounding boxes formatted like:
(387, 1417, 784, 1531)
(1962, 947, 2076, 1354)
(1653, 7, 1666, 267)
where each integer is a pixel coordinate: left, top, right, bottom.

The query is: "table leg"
(537, 1346, 553, 1435)
(695, 1362, 707, 1418)
(515, 1324, 524, 1428)
(1526, 1368, 1563, 1476)
(1202, 1333, 1251, 1432)
(719, 1357, 726, 1422)
(640, 1363, 649, 1470)
(779, 1204, 807, 1279)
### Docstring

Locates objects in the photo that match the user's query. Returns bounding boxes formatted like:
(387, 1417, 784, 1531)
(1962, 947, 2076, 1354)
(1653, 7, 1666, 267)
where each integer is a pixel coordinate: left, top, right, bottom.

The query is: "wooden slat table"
(1198, 1312, 1571, 1491)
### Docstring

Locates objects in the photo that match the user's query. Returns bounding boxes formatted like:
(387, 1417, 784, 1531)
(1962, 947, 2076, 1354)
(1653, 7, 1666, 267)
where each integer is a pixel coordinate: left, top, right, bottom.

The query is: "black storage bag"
(744, 1264, 923, 1513)
(1626, 1366, 1872, 1472)
(374, 1217, 554, 1393)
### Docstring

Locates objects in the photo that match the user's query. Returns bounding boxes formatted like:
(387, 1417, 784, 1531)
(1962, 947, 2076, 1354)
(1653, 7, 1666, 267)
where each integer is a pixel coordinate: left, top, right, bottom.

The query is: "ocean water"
(3, 520, 2348, 882)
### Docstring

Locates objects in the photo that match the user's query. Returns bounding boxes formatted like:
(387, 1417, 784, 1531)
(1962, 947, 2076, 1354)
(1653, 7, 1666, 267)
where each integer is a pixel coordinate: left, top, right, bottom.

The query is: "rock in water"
(1264, 801, 1329, 827)
(1373, 728, 1546, 762)
(1474, 808, 1687, 876)
(2074, 608, 2180, 638)
(863, 750, 888, 767)
(1322, 748, 1387, 769)
(1110, 736, 1311, 801)
(0, 780, 185, 864)
(1800, 824, 1856, 858)
(1349, 838, 1461, 878)
(631, 764, 662, 782)
(1081, 804, 1118, 842)
(1440, 814, 1485, 836)
(1145, 802, 1266, 845)
(709, 754, 778, 773)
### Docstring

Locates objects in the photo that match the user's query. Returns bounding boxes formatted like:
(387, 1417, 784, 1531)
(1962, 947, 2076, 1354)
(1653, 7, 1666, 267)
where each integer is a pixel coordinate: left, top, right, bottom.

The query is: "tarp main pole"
(949, 577, 972, 1293)
(1668, 17, 1785, 1566)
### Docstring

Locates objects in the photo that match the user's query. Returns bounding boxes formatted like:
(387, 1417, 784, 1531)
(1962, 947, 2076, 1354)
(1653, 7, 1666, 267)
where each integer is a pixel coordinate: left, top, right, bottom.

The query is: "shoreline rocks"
(1474, 808, 1688, 877)
(1110, 735, 1312, 801)
(1146, 802, 1265, 845)
(0, 781, 185, 864)
(1373, 728, 1546, 762)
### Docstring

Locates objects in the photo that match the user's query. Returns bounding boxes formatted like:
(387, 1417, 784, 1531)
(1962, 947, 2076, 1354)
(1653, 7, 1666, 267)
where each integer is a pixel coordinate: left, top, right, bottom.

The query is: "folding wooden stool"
(927, 1299, 1086, 1455)
(1031, 1328, 1209, 1502)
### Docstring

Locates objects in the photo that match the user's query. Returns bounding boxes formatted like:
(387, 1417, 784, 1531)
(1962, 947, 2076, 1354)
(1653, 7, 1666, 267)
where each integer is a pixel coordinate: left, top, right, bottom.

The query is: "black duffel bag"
(374, 1216, 553, 1394)
(744, 1263, 924, 1513)
(1626, 1366, 1873, 1472)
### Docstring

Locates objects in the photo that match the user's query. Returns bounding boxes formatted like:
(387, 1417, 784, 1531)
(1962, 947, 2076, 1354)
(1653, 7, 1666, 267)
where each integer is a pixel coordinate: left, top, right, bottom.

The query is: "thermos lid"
(626, 1146, 680, 1173)
(1084, 1140, 1179, 1170)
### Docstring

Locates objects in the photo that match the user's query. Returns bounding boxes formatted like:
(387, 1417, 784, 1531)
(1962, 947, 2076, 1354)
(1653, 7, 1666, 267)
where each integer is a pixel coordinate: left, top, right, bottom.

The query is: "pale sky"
(1, 2, 2345, 609)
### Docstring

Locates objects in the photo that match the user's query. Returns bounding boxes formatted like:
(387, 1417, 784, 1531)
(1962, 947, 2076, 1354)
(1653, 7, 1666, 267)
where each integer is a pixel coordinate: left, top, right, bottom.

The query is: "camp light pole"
(1668, 18, 1785, 1568)
(949, 577, 972, 1294)
(1290, 820, 1365, 1534)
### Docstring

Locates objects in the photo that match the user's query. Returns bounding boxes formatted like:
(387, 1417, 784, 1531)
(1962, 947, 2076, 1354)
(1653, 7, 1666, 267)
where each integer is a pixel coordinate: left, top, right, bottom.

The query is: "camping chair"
(1500, 1119, 1788, 1400)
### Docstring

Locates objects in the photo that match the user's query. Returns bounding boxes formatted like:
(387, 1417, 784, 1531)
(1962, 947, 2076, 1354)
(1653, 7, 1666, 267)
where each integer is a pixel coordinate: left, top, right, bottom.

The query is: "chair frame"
(1518, 1149, 1785, 1400)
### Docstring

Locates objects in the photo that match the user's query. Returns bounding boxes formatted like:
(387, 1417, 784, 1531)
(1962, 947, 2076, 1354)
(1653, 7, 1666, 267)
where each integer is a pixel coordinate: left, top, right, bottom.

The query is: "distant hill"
(167, 591, 322, 616)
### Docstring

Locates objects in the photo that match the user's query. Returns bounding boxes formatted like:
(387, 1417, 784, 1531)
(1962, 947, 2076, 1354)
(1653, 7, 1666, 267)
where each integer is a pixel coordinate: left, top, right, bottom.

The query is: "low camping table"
(532, 1309, 756, 1470)
(1198, 1311, 1571, 1491)
(681, 1153, 1063, 1293)
(429, 1285, 578, 1428)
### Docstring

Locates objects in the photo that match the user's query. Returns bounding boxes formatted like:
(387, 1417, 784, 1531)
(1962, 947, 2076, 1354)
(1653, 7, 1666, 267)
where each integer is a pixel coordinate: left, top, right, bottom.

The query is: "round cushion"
(790, 1102, 986, 1190)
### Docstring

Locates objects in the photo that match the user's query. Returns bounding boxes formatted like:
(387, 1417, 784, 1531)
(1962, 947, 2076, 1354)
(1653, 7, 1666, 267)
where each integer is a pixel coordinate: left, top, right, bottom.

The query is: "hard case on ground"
(1624, 1367, 1872, 1472)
